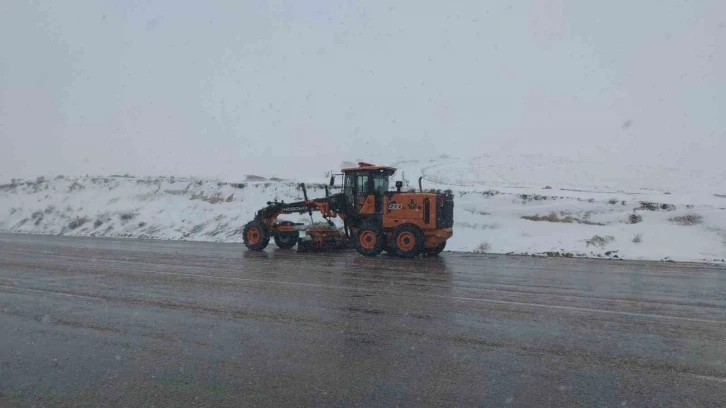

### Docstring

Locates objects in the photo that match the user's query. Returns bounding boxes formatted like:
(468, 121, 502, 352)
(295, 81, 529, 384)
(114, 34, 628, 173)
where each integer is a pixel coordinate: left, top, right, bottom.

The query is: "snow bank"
(0, 176, 321, 243)
(2, 156, 725, 264)
(447, 189, 726, 263)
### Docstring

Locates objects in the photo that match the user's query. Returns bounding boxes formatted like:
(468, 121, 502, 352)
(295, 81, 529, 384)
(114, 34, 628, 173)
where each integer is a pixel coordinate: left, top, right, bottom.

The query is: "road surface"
(1, 233, 725, 407)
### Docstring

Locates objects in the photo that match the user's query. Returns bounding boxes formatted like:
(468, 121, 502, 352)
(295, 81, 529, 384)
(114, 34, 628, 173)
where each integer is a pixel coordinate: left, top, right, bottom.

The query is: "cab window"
(373, 176, 388, 194)
(344, 174, 355, 196)
(356, 175, 369, 195)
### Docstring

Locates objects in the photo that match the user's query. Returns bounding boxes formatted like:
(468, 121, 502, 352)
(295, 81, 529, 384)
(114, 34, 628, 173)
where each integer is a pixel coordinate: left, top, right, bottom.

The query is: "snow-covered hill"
(0, 176, 320, 242)
(2, 156, 725, 263)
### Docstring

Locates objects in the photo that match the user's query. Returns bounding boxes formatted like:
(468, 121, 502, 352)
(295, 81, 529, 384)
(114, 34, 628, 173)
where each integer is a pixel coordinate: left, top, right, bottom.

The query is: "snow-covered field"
(2, 155, 725, 264)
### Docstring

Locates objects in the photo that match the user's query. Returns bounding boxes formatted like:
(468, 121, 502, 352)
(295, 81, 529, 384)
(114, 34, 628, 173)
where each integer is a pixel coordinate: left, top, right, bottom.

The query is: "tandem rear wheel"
(391, 223, 425, 258)
(355, 222, 385, 257)
(423, 241, 446, 256)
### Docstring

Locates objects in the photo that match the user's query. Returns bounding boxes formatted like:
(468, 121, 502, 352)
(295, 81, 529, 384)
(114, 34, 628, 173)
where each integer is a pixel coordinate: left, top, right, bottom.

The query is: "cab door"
(354, 174, 371, 214)
(343, 173, 370, 216)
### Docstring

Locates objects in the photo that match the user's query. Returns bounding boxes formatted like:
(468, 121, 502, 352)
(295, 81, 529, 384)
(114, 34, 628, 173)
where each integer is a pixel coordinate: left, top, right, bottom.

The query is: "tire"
(243, 220, 270, 250)
(274, 221, 299, 249)
(355, 221, 385, 257)
(391, 224, 425, 258)
(424, 242, 446, 256)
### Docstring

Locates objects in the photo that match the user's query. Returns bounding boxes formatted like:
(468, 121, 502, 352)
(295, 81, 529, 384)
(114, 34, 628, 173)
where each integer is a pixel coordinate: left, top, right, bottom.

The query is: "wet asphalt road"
(1, 234, 725, 407)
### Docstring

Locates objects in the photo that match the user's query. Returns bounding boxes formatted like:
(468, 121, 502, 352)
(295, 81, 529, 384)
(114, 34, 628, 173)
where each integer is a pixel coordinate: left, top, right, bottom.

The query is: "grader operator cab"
(242, 162, 454, 258)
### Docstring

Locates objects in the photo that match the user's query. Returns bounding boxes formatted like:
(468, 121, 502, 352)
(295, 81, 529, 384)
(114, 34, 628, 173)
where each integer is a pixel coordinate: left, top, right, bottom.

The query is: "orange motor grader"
(242, 162, 454, 258)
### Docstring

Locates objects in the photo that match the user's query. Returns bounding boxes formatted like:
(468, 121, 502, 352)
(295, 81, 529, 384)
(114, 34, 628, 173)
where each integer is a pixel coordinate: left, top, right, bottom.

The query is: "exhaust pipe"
(418, 177, 423, 192)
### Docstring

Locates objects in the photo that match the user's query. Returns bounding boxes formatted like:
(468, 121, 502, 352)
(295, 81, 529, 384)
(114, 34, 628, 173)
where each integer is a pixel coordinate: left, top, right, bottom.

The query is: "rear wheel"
(391, 224, 425, 258)
(355, 222, 384, 257)
(274, 221, 299, 249)
(424, 242, 446, 256)
(243, 221, 270, 250)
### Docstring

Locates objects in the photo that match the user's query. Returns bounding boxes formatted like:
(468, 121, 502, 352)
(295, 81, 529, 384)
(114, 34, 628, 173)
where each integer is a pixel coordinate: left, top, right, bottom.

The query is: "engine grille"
(436, 195, 454, 228)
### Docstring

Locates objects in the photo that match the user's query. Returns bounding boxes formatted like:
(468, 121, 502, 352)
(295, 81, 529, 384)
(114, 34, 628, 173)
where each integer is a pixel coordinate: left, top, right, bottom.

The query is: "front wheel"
(243, 221, 270, 250)
(355, 222, 385, 257)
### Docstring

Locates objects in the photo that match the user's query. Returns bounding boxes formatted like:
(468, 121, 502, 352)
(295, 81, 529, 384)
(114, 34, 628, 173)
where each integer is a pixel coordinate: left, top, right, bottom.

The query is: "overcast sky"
(1, 0, 724, 181)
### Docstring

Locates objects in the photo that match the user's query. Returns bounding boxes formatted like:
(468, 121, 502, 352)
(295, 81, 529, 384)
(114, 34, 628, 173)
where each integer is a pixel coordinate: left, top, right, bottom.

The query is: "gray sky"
(1, 0, 724, 181)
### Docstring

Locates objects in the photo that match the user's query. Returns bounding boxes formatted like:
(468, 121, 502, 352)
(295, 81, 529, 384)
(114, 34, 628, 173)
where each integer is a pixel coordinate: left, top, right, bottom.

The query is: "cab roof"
(341, 162, 397, 174)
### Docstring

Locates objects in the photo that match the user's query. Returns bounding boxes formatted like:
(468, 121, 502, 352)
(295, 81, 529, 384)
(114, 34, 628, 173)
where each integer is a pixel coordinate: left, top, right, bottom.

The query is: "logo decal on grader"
(284, 206, 308, 212)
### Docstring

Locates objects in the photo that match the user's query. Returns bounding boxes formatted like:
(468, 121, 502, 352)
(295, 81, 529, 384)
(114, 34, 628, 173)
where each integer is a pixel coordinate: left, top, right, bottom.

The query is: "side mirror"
(395, 181, 403, 192)
(329, 176, 335, 187)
